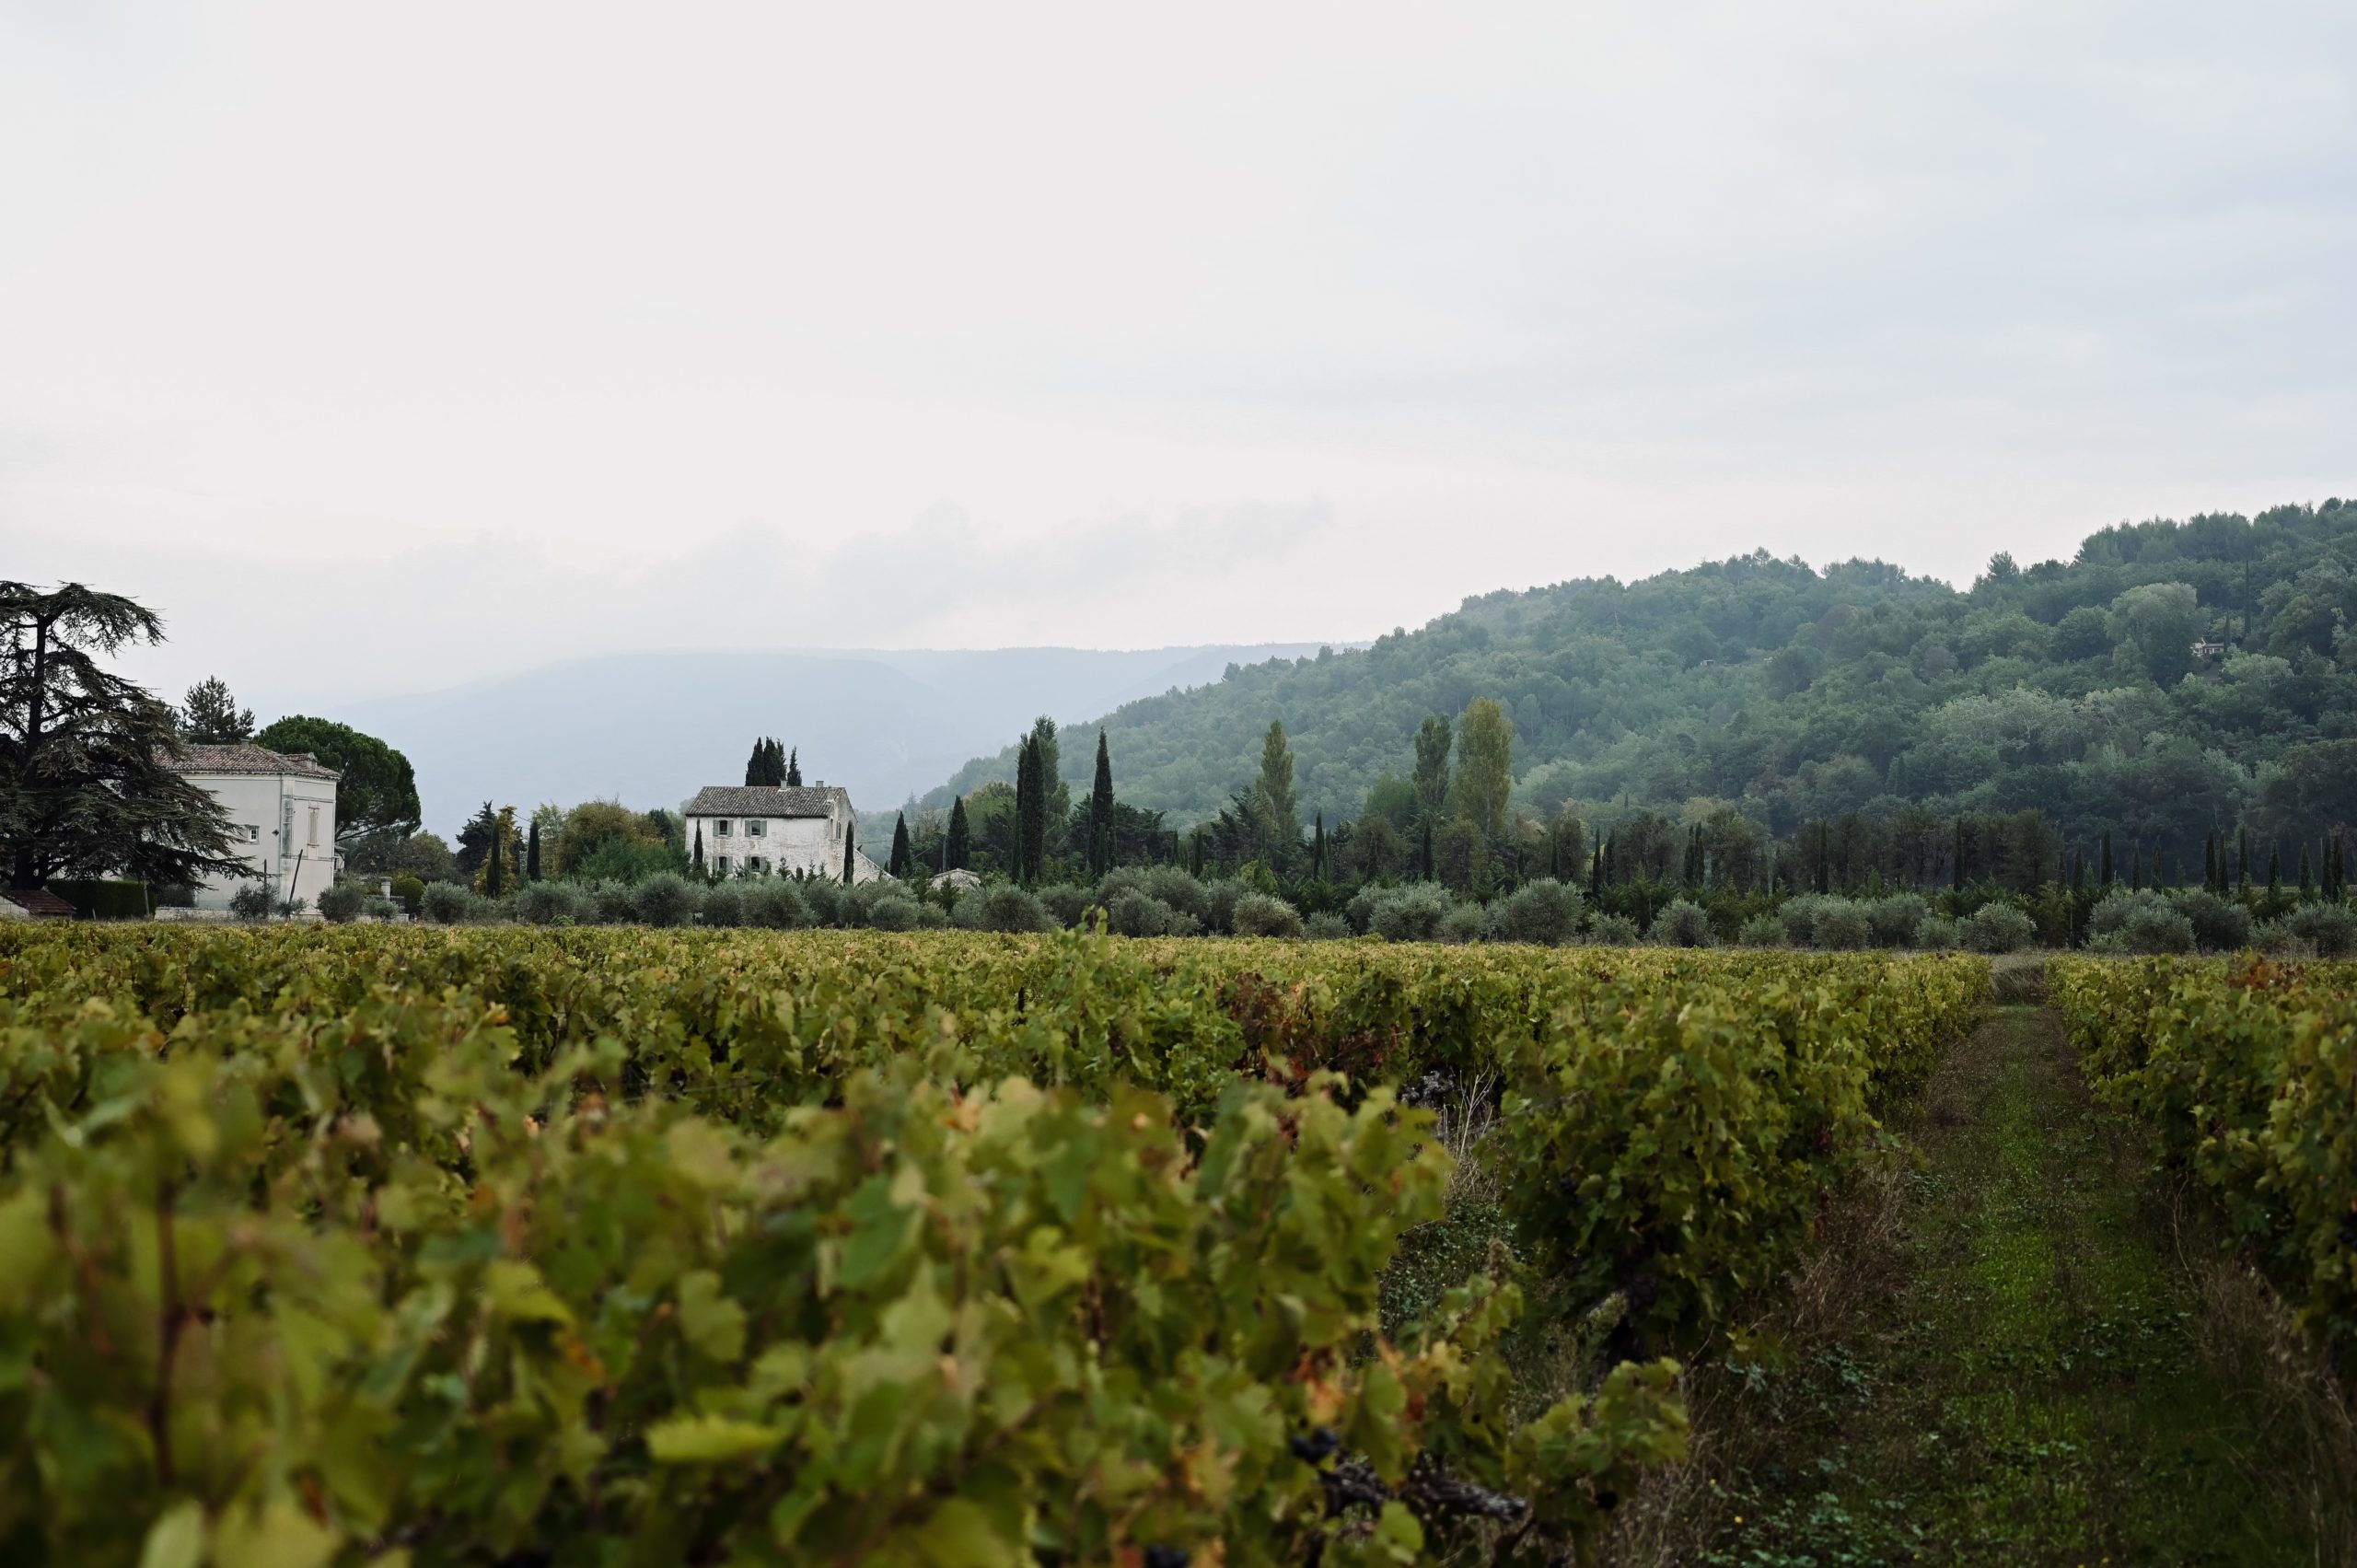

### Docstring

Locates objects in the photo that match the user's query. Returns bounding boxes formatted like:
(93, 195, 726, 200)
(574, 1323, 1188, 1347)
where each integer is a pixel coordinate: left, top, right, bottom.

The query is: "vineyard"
(0, 926, 1990, 1564)
(2051, 954, 2357, 1353)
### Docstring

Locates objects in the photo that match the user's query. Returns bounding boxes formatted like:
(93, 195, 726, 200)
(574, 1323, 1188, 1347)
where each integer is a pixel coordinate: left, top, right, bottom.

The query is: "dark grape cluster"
(1288, 1425, 1341, 1463)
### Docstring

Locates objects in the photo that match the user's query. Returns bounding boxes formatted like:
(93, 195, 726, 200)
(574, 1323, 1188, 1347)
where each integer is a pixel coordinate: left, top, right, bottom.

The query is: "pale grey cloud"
(4, 0, 2351, 714)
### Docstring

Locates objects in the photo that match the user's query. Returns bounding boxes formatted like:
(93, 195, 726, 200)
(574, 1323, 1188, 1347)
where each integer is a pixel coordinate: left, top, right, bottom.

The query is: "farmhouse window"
(716, 854, 730, 873)
(716, 819, 732, 837)
(748, 819, 765, 837)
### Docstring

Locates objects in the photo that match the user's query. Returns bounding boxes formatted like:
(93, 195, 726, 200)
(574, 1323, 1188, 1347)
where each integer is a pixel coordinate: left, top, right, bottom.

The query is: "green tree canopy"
(253, 715, 422, 841)
(178, 675, 255, 743)
(0, 581, 245, 889)
(1454, 697, 1515, 838)
(1250, 719, 1298, 853)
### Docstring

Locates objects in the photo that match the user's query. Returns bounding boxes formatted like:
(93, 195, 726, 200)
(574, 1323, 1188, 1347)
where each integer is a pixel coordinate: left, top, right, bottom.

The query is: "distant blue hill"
(338, 644, 1344, 836)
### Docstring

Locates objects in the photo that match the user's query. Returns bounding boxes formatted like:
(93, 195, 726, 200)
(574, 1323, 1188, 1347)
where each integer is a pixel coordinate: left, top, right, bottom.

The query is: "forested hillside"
(927, 499, 2357, 866)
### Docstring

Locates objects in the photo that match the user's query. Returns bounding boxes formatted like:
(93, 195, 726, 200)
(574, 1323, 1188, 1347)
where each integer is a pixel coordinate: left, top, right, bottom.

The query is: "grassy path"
(1691, 1005, 2330, 1566)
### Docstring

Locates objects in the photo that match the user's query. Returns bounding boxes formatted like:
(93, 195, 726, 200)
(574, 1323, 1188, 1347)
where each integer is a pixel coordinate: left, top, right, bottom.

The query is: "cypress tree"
(2300, 843, 2314, 896)
(1190, 827, 1205, 879)
(486, 822, 505, 898)
(2270, 845, 2282, 892)
(1016, 737, 1047, 885)
(1312, 812, 1327, 881)
(785, 749, 803, 787)
(1952, 818, 1967, 892)
(2130, 840, 2142, 890)
(1090, 730, 1115, 876)
(692, 823, 705, 877)
(2100, 830, 2114, 888)
(889, 812, 911, 877)
(944, 796, 970, 871)
(2203, 832, 2217, 893)
(843, 820, 856, 886)
(2239, 825, 2251, 889)
(527, 819, 541, 881)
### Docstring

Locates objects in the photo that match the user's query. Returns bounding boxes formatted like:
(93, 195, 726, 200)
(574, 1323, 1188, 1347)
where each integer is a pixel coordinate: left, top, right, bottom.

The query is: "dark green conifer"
(526, 819, 541, 881)
(843, 820, 856, 886)
(1090, 730, 1115, 876)
(785, 749, 803, 787)
(2100, 830, 2114, 887)
(889, 812, 911, 877)
(944, 796, 970, 871)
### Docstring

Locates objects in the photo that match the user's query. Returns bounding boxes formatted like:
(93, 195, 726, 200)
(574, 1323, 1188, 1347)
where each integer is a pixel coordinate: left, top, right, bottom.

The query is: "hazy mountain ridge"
(341, 644, 1341, 834)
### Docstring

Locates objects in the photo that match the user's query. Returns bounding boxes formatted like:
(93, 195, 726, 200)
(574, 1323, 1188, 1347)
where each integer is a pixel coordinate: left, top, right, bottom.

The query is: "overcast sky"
(5, 1, 2351, 710)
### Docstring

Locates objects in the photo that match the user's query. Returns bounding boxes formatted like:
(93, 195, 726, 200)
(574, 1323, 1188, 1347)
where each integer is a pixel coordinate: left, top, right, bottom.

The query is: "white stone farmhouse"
(168, 743, 341, 912)
(682, 783, 887, 882)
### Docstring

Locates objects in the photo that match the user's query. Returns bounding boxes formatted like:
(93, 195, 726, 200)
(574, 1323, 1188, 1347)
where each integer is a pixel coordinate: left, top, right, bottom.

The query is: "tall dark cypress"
(2299, 843, 2314, 896)
(1312, 812, 1326, 881)
(1190, 827, 1204, 879)
(2270, 845, 2282, 891)
(486, 821, 505, 898)
(2203, 832, 2217, 893)
(889, 812, 911, 877)
(2100, 830, 2114, 888)
(843, 820, 856, 886)
(785, 749, 803, 787)
(692, 823, 705, 876)
(944, 796, 970, 871)
(1090, 730, 1115, 877)
(527, 819, 541, 882)
(1016, 737, 1046, 885)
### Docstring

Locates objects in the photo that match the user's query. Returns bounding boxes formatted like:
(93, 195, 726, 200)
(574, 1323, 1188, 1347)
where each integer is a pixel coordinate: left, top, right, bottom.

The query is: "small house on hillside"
(683, 783, 887, 882)
(168, 743, 342, 912)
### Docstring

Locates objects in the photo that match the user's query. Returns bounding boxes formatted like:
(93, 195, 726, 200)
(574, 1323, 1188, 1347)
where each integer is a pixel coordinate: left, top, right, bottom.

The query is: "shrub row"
(2050, 955, 2357, 1352)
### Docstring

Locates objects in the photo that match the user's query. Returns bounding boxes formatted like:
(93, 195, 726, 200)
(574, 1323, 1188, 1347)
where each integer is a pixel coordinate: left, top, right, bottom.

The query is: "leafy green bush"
(389, 872, 425, 913)
(2166, 888, 2251, 952)
(1648, 899, 1713, 948)
(1436, 901, 1491, 944)
(799, 877, 846, 927)
(1868, 893, 1927, 948)
(2286, 900, 2357, 958)
(315, 881, 369, 923)
(1368, 883, 1453, 943)
(1585, 912, 1641, 946)
(700, 884, 746, 928)
(1491, 878, 1581, 947)
(740, 878, 809, 929)
(1305, 912, 1352, 940)
(1037, 883, 1094, 929)
(1736, 914, 1784, 947)
(1813, 902, 1873, 950)
(2087, 890, 2192, 955)
(1963, 900, 2040, 954)
(512, 881, 591, 925)
(419, 881, 475, 925)
(632, 873, 697, 928)
(953, 884, 1056, 934)
(1231, 891, 1306, 938)
(1108, 890, 1193, 937)
(226, 883, 273, 922)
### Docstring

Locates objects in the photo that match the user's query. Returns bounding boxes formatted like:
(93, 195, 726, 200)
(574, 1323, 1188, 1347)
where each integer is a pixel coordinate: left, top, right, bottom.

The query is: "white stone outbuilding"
(683, 784, 888, 882)
(168, 744, 341, 912)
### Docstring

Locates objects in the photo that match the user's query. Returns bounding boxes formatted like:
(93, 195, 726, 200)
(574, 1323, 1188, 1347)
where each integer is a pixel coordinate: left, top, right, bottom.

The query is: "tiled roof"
(2, 889, 76, 917)
(167, 743, 340, 780)
(684, 784, 847, 818)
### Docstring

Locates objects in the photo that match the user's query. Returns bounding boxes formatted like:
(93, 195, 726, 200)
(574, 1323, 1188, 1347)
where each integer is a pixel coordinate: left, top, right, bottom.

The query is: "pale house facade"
(682, 783, 888, 882)
(168, 744, 342, 912)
